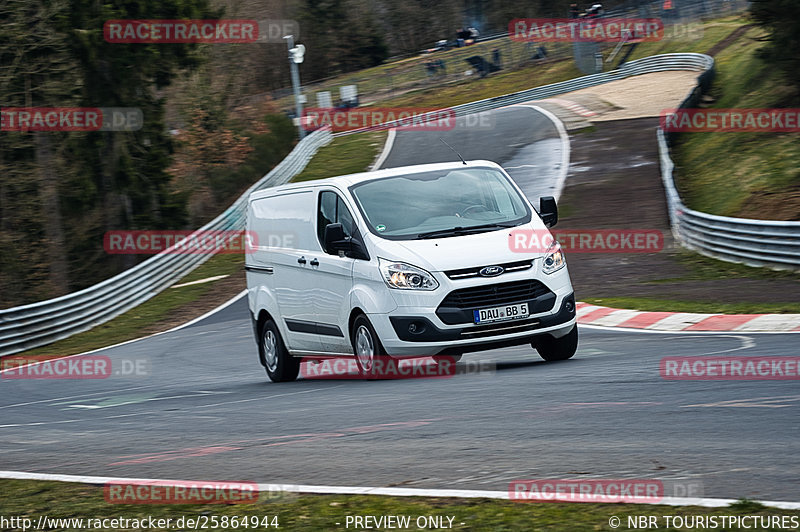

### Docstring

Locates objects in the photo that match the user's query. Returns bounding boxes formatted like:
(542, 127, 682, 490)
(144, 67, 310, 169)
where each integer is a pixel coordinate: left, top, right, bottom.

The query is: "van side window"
(318, 191, 355, 253)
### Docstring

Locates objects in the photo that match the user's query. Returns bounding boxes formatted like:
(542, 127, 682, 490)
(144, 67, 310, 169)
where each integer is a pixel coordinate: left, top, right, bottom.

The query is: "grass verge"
(10, 253, 244, 360)
(580, 251, 800, 314)
(672, 25, 800, 219)
(1, 479, 798, 532)
(7, 16, 776, 359)
(6, 131, 385, 361)
(6, 131, 386, 360)
(665, 251, 800, 282)
(292, 130, 388, 182)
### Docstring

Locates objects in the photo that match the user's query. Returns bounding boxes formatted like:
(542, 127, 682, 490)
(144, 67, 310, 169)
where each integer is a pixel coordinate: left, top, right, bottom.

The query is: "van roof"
(248, 159, 503, 201)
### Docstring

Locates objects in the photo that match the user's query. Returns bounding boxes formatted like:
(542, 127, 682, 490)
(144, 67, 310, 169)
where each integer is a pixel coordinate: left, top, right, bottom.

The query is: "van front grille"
(445, 259, 533, 280)
(438, 280, 551, 310)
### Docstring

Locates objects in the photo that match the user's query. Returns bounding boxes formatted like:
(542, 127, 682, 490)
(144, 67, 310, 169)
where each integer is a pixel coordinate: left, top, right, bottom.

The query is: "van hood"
(369, 220, 550, 272)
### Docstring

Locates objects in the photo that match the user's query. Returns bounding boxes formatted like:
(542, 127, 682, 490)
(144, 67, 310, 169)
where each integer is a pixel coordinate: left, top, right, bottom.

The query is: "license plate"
(473, 302, 529, 324)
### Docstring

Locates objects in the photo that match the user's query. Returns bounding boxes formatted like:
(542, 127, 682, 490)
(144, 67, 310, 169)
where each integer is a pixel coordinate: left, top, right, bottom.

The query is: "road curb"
(576, 302, 800, 332)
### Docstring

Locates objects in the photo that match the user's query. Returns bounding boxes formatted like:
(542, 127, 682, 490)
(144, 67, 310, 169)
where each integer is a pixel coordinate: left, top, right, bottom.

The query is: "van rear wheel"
(351, 315, 387, 379)
(261, 319, 300, 382)
(535, 326, 578, 362)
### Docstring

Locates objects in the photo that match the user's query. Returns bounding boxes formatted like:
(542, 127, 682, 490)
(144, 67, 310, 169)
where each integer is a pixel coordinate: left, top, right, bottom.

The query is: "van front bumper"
(372, 293, 576, 357)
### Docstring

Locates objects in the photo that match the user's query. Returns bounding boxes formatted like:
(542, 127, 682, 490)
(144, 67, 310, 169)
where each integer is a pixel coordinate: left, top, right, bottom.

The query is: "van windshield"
(349, 167, 531, 240)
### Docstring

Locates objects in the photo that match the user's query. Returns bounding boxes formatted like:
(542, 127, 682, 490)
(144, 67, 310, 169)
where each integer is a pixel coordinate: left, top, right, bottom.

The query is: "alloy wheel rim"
(264, 329, 279, 372)
(355, 325, 374, 371)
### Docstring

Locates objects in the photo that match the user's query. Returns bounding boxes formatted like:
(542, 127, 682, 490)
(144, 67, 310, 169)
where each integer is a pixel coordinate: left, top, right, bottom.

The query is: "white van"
(246, 160, 577, 382)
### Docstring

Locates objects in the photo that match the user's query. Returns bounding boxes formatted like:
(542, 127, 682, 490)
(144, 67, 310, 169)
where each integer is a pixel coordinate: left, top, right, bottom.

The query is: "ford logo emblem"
(479, 265, 504, 277)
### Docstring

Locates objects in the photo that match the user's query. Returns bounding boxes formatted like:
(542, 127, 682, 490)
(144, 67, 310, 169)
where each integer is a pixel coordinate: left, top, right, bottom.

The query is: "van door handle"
(310, 258, 319, 267)
(297, 256, 306, 265)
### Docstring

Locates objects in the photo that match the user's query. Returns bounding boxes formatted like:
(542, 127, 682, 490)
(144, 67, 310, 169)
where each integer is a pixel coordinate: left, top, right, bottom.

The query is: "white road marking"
(171, 275, 229, 288)
(667, 334, 755, 355)
(576, 305, 603, 318)
(579, 323, 800, 335)
(0, 471, 797, 509)
(197, 386, 344, 409)
(66, 391, 229, 410)
(0, 290, 248, 376)
(647, 312, 716, 330)
(586, 309, 641, 327)
(683, 395, 800, 409)
(370, 128, 396, 170)
(736, 314, 800, 332)
(514, 104, 571, 201)
(0, 385, 161, 411)
(0, 412, 151, 429)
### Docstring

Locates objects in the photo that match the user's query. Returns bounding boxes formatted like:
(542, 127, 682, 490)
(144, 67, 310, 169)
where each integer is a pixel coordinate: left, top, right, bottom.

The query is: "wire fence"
(273, 0, 749, 107)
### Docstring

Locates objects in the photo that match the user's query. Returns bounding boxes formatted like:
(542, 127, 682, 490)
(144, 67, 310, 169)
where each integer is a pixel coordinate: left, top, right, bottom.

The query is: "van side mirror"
(324, 223, 370, 260)
(539, 196, 558, 228)
(324, 223, 347, 253)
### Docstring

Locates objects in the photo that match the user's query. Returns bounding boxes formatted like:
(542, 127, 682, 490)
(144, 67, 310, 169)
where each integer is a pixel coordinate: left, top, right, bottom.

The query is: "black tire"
(351, 315, 389, 379)
(260, 319, 300, 382)
(535, 326, 578, 361)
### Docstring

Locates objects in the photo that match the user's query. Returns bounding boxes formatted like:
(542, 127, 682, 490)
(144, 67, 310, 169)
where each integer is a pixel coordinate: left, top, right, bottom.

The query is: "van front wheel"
(351, 315, 387, 378)
(261, 319, 300, 382)
(535, 326, 578, 362)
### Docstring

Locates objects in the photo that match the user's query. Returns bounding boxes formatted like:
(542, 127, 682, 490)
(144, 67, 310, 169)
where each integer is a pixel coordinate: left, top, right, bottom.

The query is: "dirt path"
(706, 24, 755, 57)
(558, 117, 800, 304)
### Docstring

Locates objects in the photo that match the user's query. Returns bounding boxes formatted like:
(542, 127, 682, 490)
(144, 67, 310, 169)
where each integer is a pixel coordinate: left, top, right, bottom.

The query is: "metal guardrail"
(658, 130, 800, 271)
(334, 53, 714, 137)
(3, 49, 793, 357)
(0, 128, 333, 357)
(0, 54, 714, 357)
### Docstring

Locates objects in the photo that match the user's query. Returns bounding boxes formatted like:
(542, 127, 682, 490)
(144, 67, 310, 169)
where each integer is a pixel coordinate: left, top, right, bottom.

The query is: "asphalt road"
(1, 106, 798, 503)
(378, 106, 567, 201)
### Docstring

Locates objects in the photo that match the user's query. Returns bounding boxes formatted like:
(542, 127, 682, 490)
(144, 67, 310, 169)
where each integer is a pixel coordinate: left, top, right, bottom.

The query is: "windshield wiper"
(417, 222, 517, 239)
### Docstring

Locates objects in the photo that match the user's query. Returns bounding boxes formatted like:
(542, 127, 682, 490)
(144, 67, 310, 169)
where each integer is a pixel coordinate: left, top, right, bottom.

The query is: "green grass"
(7, 16, 773, 360)
(581, 252, 800, 313)
(278, 39, 576, 110)
(12, 253, 244, 359)
(285, 15, 750, 114)
(380, 58, 583, 109)
(292, 130, 388, 182)
(6, 131, 386, 361)
(1, 479, 798, 531)
(627, 16, 749, 61)
(583, 296, 800, 314)
(672, 25, 800, 218)
(666, 251, 800, 282)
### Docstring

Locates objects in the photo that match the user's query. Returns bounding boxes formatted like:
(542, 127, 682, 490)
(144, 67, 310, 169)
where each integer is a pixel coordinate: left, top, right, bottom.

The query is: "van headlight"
(379, 259, 439, 290)
(542, 241, 566, 274)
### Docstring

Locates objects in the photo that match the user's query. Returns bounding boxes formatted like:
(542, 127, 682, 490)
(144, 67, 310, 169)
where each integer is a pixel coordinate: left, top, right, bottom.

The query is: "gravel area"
(562, 71, 701, 121)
